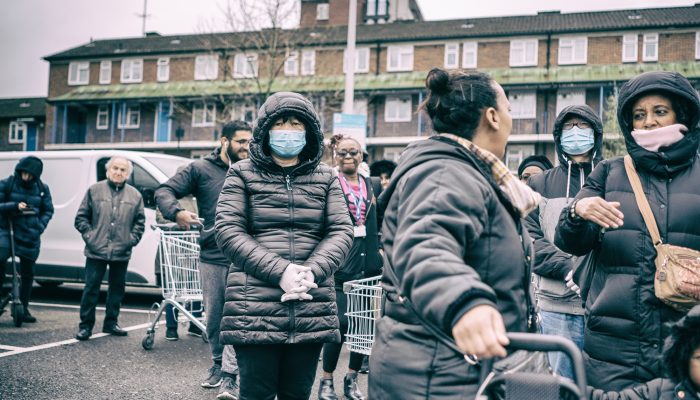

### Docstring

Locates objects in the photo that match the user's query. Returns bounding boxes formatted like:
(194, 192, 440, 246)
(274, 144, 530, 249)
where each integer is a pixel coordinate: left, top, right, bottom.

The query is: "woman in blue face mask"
(215, 92, 354, 400)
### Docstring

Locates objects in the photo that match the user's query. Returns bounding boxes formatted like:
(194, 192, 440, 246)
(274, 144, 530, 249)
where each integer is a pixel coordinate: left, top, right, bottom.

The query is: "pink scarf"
(630, 124, 688, 152)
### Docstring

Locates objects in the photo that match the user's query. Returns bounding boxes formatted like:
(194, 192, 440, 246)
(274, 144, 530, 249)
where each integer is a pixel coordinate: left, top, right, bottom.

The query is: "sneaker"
(187, 323, 203, 338)
(343, 372, 365, 400)
(358, 356, 369, 374)
(165, 327, 179, 341)
(201, 364, 223, 388)
(217, 374, 239, 400)
(318, 378, 338, 400)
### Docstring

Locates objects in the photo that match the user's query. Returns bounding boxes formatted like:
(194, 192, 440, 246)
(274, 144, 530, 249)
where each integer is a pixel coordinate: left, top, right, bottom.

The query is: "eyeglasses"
(230, 139, 251, 145)
(336, 150, 360, 157)
(562, 121, 591, 130)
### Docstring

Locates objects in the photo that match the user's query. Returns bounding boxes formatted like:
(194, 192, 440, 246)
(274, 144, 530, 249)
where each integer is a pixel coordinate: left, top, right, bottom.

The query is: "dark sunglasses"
(336, 150, 360, 157)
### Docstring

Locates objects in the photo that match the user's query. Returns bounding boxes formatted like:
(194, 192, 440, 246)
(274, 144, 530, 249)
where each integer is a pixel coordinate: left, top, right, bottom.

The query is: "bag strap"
(623, 155, 662, 245)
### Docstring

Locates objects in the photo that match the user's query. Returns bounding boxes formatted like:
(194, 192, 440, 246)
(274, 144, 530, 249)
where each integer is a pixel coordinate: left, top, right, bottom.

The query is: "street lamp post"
(343, 0, 358, 114)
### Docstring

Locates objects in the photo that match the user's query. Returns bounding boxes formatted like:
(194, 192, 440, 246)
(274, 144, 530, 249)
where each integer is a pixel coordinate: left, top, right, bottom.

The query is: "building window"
(233, 53, 258, 78)
(443, 43, 459, 69)
(505, 145, 535, 172)
(696, 32, 700, 60)
(96, 106, 109, 130)
(284, 51, 299, 76)
(301, 50, 315, 76)
(192, 103, 216, 127)
(642, 33, 658, 62)
(117, 105, 140, 129)
(387, 45, 414, 72)
(344, 47, 370, 74)
(622, 34, 638, 63)
(556, 89, 586, 115)
(367, 0, 376, 16)
(234, 103, 256, 123)
(68, 61, 90, 85)
(316, 3, 329, 20)
(462, 42, 478, 69)
(195, 55, 218, 80)
(385, 95, 412, 122)
(120, 59, 143, 83)
(157, 57, 170, 82)
(509, 39, 538, 67)
(99, 60, 111, 84)
(508, 91, 536, 119)
(8, 121, 26, 144)
(558, 37, 587, 65)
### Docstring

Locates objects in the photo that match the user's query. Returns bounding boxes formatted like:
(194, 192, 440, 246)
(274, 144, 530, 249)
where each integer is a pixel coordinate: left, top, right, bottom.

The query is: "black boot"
(343, 372, 364, 400)
(19, 277, 35, 322)
(318, 378, 338, 400)
(22, 308, 37, 323)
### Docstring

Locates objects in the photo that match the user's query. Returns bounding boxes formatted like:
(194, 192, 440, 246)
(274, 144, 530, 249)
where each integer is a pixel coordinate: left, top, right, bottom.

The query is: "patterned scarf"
(440, 133, 541, 218)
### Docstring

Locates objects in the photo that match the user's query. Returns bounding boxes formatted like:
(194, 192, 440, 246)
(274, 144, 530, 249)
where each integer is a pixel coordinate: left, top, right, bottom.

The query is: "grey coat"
(75, 180, 145, 262)
(215, 92, 354, 345)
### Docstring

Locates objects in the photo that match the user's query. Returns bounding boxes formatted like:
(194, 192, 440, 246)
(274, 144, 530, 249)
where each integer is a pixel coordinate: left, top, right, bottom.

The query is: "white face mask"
(630, 124, 688, 152)
(269, 130, 306, 158)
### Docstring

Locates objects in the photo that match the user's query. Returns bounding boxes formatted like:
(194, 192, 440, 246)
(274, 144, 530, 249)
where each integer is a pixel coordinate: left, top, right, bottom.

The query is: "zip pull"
(285, 175, 292, 191)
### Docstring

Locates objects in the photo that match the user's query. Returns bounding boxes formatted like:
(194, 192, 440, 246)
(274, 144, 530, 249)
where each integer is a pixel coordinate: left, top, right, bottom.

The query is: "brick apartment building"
(0, 97, 46, 152)
(40, 0, 700, 168)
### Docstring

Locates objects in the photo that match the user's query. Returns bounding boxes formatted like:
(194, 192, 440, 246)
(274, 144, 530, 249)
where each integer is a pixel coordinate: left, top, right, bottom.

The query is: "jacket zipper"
(285, 174, 297, 343)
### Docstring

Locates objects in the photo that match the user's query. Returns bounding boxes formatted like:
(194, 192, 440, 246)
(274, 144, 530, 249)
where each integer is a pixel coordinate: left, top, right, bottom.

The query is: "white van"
(0, 150, 191, 287)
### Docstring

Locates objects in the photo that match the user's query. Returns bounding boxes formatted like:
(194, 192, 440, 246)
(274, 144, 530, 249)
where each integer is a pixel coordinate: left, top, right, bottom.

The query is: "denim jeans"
(79, 258, 129, 330)
(200, 261, 238, 375)
(164, 301, 202, 329)
(539, 310, 585, 380)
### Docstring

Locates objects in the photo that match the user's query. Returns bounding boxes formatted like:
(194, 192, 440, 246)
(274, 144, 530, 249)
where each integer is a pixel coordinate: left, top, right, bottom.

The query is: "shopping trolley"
(343, 275, 383, 355)
(142, 223, 206, 350)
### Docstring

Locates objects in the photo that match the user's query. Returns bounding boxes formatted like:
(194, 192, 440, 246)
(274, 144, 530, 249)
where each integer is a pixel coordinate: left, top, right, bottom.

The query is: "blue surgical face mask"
(560, 126, 595, 156)
(269, 129, 306, 158)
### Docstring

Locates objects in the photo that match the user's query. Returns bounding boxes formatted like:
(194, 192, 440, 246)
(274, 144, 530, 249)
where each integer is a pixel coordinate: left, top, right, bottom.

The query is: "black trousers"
(322, 287, 364, 373)
(234, 342, 324, 400)
(0, 247, 36, 309)
(78, 258, 129, 330)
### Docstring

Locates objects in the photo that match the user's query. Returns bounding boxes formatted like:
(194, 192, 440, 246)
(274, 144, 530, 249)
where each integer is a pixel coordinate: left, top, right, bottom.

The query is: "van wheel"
(37, 281, 63, 288)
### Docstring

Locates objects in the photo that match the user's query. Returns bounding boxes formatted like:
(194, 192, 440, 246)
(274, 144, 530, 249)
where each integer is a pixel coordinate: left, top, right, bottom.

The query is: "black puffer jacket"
(589, 379, 698, 400)
(525, 105, 603, 314)
(0, 156, 54, 261)
(554, 72, 700, 390)
(215, 92, 354, 345)
(369, 136, 532, 398)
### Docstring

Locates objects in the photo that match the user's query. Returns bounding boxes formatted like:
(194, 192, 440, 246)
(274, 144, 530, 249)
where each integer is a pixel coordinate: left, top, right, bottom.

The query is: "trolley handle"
(151, 222, 203, 232)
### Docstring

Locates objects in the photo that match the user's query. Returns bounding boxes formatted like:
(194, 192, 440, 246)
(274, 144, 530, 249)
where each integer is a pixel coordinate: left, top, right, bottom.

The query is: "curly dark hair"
(418, 68, 498, 140)
(221, 120, 252, 140)
(662, 305, 700, 383)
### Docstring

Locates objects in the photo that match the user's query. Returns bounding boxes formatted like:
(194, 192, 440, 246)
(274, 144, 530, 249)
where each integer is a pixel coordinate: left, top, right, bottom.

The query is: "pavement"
(0, 283, 369, 400)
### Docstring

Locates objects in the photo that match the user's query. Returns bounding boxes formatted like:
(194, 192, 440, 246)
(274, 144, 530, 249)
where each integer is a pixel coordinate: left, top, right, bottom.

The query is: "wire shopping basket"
(343, 275, 383, 355)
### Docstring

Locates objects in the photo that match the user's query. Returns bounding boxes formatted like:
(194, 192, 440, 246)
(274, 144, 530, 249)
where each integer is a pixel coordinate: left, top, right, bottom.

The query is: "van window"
(97, 157, 159, 209)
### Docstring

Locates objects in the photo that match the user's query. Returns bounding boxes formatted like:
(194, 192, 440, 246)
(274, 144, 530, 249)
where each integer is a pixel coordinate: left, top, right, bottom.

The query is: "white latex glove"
(565, 270, 581, 296)
(280, 263, 310, 293)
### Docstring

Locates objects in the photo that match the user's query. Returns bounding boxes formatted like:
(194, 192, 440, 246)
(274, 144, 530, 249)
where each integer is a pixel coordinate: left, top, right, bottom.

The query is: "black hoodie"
(554, 72, 700, 390)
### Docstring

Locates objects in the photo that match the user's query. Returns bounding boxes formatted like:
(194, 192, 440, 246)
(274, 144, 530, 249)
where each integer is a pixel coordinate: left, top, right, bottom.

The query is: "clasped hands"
(280, 263, 317, 302)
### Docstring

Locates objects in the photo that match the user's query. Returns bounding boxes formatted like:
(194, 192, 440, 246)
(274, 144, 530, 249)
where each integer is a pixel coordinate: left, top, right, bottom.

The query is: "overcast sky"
(0, 0, 694, 98)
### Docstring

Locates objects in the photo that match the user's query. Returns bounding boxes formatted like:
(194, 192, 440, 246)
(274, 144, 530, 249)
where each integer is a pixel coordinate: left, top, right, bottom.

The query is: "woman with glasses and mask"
(555, 71, 700, 391)
(317, 135, 383, 400)
(215, 92, 354, 400)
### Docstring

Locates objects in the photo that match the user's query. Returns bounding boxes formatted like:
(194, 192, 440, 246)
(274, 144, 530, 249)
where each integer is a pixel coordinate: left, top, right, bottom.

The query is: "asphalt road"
(0, 283, 369, 400)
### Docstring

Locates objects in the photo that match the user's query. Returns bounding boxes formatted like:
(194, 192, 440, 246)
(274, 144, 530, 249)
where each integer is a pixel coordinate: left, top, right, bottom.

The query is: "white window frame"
(509, 39, 538, 67)
(387, 45, 414, 72)
(120, 59, 143, 83)
(622, 34, 638, 63)
(284, 51, 299, 76)
(505, 145, 536, 173)
(99, 60, 111, 85)
(192, 103, 217, 127)
(444, 43, 459, 69)
(384, 95, 412, 122)
(508, 91, 537, 119)
(558, 37, 588, 65)
(96, 106, 109, 130)
(695, 32, 700, 60)
(556, 89, 586, 116)
(462, 41, 478, 69)
(343, 47, 370, 74)
(8, 121, 26, 144)
(316, 3, 329, 20)
(233, 53, 258, 79)
(642, 33, 659, 62)
(117, 105, 141, 129)
(68, 61, 90, 85)
(195, 55, 219, 80)
(301, 50, 316, 76)
(157, 57, 170, 82)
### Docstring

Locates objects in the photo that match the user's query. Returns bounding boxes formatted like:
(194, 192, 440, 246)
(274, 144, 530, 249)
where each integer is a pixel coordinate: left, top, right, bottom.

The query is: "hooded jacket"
(155, 148, 229, 266)
(555, 71, 700, 390)
(0, 156, 54, 261)
(215, 92, 354, 345)
(525, 105, 603, 314)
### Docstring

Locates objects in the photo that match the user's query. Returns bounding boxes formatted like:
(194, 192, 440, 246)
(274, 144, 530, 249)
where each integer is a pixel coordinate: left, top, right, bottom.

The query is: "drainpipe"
(51, 105, 57, 144)
(110, 102, 116, 143)
(545, 32, 552, 71)
(417, 91, 422, 136)
(62, 105, 67, 143)
(599, 85, 604, 120)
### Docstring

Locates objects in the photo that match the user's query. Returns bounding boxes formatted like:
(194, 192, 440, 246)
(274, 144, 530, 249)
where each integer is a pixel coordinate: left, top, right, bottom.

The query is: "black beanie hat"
(15, 156, 43, 179)
(663, 304, 700, 383)
(517, 155, 553, 178)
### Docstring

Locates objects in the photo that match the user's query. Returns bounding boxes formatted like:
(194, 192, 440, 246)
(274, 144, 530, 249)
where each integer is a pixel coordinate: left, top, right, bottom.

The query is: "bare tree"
(602, 93, 627, 158)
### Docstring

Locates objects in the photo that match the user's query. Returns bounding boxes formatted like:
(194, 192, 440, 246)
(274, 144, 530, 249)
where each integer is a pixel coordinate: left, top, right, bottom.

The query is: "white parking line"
(0, 344, 24, 351)
(0, 320, 164, 359)
(29, 301, 153, 314)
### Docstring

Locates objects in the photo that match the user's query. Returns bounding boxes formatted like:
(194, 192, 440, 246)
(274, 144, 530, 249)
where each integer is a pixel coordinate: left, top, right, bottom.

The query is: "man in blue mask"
(523, 104, 604, 380)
